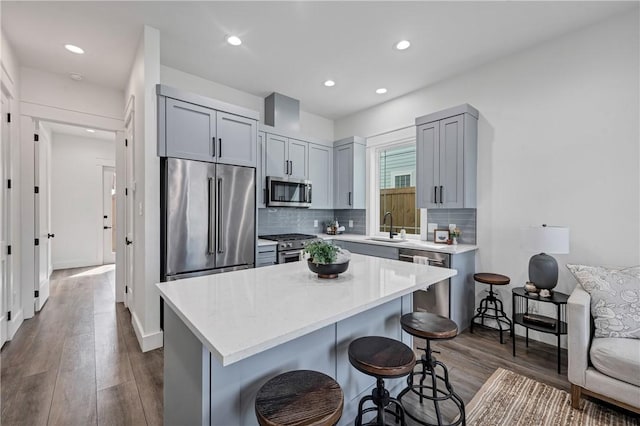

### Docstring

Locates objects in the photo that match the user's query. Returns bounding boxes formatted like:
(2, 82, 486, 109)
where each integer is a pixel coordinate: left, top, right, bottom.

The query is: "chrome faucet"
(383, 211, 396, 239)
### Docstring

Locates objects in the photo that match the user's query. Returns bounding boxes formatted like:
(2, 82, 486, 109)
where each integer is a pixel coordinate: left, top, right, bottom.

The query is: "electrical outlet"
(449, 224, 456, 232)
(427, 223, 438, 233)
(349, 220, 354, 228)
(313, 220, 318, 227)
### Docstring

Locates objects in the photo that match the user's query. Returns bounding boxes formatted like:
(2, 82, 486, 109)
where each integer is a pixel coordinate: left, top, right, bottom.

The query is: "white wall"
(1, 30, 24, 338)
(50, 133, 115, 269)
(20, 67, 123, 122)
(335, 12, 640, 343)
(125, 25, 162, 352)
(160, 65, 335, 142)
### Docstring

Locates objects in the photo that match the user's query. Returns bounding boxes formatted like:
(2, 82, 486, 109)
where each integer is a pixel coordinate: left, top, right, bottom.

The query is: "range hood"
(265, 92, 300, 133)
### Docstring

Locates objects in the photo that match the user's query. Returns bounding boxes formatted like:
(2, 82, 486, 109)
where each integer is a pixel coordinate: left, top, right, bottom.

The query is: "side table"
(511, 287, 569, 374)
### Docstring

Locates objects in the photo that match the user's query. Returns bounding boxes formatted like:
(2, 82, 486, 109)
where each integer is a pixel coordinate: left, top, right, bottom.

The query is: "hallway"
(1, 265, 163, 425)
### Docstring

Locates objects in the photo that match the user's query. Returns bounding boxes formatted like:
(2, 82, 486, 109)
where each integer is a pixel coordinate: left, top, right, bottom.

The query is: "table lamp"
(523, 224, 570, 291)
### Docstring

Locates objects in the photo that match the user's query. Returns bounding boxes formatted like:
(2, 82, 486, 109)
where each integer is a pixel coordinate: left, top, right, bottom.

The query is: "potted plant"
(304, 240, 350, 279)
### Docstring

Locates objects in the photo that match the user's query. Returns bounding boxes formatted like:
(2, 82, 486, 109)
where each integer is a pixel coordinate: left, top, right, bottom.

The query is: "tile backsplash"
(426, 209, 477, 244)
(258, 208, 366, 236)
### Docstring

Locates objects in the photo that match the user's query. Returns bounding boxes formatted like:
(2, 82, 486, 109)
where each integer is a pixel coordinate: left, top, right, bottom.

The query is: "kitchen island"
(157, 254, 456, 425)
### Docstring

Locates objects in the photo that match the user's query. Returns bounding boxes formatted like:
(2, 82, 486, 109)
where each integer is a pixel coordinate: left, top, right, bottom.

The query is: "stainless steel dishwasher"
(398, 248, 451, 317)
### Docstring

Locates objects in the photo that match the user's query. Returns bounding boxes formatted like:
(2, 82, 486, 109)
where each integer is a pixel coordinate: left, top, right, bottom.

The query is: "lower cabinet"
(257, 244, 277, 267)
(332, 240, 399, 260)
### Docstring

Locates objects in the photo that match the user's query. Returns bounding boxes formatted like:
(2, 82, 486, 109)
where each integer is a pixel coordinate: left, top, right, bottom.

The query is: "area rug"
(465, 368, 639, 425)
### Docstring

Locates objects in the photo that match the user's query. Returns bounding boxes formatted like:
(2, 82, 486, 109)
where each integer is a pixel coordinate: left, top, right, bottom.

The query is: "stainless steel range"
(259, 233, 319, 264)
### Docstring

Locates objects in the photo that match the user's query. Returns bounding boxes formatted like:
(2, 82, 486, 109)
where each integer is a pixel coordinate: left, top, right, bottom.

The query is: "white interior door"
(0, 90, 10, 345)
(124, 113, 134, 308)
(102, 167, 116, 264)
(34, 123, 51, 311)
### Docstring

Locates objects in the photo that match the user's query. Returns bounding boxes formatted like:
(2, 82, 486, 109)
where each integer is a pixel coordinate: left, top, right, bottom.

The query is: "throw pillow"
(567, 264, 640, 339)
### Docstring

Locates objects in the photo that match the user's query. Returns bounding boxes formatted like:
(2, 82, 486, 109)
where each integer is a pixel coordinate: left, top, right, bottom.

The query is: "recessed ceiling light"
(376, 88, 388, 94)
(64, 44, 84, 54)
(69, 73, 83, 81)
(395, 40, 411, 51)
(226, 35, 242, 46)
(324, 80, 336, 87)
(86, 129, 96, 133)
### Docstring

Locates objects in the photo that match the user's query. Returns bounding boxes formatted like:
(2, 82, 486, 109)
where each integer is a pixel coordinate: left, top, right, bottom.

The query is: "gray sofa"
(567, 285, 640, 414)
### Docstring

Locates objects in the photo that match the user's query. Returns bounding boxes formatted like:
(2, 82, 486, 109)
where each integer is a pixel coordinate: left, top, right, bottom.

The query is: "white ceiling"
(42, 121, 115, 141)
(2, 1, 636, 120)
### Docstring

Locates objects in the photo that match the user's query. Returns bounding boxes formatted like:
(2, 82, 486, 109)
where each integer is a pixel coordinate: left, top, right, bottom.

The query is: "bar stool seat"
(398, 312, 465, 426)
(349, 336, 416, 425)
(255, 370, 343, 426)
(470, 272, 513, 343)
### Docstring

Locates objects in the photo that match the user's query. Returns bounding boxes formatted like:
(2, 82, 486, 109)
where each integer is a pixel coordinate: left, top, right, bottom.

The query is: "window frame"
(366, 127, 423, 240)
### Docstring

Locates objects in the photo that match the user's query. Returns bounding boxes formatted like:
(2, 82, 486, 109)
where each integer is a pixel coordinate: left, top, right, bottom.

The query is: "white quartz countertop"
(318, 234, 478, 255)
(156, 254, 456, 366)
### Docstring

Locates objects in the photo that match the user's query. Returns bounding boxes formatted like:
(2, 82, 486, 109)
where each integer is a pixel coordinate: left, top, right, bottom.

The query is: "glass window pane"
(378, 144, 420, 235)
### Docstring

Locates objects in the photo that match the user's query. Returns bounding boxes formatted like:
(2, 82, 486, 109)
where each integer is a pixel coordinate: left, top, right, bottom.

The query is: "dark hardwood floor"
(1, 265, 163, 426)
(4, 265, 609, 425)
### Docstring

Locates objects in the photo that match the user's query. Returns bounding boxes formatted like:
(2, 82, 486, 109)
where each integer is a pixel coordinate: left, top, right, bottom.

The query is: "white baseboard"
(7, 309, 24, 340)
(131, 310, 164, 352)
(53, 259, 102, 270)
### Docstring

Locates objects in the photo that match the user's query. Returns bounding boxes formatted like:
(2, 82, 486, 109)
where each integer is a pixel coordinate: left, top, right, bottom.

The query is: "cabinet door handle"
(440, 185, 443, 204)
(289, 160, 293, 175)
(218, 138, 222, 158)
(348, 191, 352, 206)
(434, 186, 437, 204)
(212, 137, 216, 157)
(285, 160, 289, 176)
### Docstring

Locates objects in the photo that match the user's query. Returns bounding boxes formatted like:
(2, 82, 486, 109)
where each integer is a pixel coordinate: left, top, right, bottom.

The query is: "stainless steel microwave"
(267, 177, 312, 208)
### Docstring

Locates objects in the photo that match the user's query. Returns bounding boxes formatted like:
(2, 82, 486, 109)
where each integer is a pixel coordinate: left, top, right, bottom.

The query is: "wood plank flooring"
(1, 265, 163, 426)
(3, 266, 627, 425)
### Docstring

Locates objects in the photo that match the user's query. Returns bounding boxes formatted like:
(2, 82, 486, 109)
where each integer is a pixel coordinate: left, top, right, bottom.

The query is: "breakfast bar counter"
(157, 254, 456, 425)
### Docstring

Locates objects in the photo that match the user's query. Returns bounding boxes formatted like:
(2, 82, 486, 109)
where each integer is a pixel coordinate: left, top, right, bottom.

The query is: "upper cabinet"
(265, 134, 308, 180)
(157, 85, 258, 168)
(308, 143, 333, 209)
(416, 104, 478, 209)
(257, 131, 267, 208)
(334, 137, 366, 209)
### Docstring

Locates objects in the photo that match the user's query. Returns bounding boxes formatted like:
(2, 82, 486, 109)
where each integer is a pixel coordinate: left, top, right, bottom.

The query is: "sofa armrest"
(567, 285, 591, 387)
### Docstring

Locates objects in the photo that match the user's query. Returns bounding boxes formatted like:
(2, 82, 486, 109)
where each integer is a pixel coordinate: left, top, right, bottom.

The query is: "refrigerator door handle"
(217, 177, 224, 253)
(208, 177, 215, 255)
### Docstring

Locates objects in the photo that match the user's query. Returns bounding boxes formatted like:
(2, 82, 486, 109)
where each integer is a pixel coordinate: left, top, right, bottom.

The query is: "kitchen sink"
(367, 237, 406, 243)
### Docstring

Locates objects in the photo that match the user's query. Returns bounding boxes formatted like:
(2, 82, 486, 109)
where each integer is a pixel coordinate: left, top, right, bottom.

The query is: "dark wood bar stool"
(397, 312, 465, 426)
(470, 272, 512, 343)
(349, 336, 416, 426)
(255, 370, 343, 426)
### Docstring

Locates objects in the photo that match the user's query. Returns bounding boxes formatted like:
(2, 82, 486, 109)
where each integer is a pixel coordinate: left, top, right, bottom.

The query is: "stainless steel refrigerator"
(161, 158, 256, 281)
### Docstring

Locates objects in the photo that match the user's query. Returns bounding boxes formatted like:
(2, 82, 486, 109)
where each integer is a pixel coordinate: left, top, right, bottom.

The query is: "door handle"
(125, 237, 133, 245)
(103, 226, 112, 230)
(212, 137, 216, 157)
(208, 178, 215, 255)
(47, 233, 55, 238)
(218, 138, 222, 158)
(439, 185, 443, 204)
(434, 186, 437, 204)
(217, 178, 224, 254)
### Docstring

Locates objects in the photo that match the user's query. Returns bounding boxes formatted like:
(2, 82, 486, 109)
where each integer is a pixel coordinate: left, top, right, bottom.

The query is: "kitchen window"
(377, 144, 420, 235)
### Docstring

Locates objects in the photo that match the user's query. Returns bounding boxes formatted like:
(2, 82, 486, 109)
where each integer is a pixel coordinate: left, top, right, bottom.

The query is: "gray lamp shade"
(523, 225, 570, 290)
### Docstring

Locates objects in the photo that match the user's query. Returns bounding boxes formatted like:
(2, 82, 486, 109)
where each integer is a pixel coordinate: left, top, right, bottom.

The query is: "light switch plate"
(349, 220, 354, 228)
(313, 220, 318, 227)
(427, 223, 438, 233)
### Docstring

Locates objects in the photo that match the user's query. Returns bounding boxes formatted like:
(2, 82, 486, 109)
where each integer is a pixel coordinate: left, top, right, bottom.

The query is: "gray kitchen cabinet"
(256, 244, 277, 267)
(333, 240, 399, 260)
(308, 143, 333, 209)
(416, 104, 478, 209)
(334, 137, 366, 209)
(165, 98, 216, 162)
(216, 112, 257, 168)
(257, 131, 267, 208)
(265, 134, 308, 179)
(158, 86, 258, 167)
